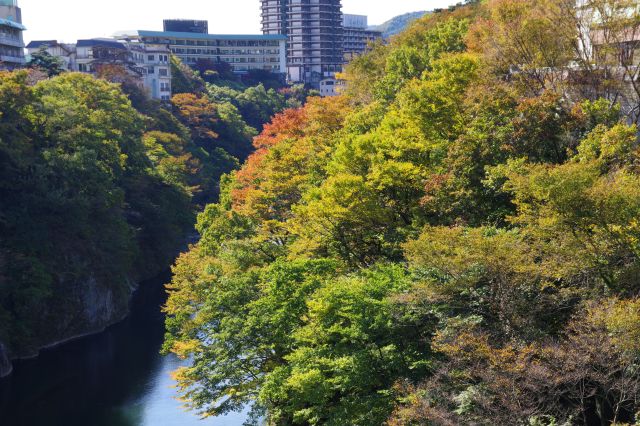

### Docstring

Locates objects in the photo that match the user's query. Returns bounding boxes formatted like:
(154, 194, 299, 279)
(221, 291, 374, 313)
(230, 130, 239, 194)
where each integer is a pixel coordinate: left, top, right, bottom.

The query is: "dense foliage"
(167, 56, 318, 202)
(0, 48, 314, 360)
(0, 72, 195, 354)
(164, 1, 640, 425)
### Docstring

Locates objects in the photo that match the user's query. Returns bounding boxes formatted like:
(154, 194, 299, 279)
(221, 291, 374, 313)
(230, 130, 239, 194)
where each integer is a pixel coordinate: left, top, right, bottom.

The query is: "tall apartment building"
(117, 29, 287, 75)
(0, 0, 25, 69)
(26, 38, 173, 100)
(261, 0, 344, 86)
(342, 14, 382, 62)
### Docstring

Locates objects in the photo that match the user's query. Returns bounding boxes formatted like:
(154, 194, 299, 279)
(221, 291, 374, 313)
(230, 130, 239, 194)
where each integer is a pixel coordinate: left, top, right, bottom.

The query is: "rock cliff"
(0, 342, 12, 378)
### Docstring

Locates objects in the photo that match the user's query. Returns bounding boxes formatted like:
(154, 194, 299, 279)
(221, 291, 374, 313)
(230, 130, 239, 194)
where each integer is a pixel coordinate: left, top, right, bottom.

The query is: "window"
(160, 82, 171, 92)
(148, 54, 155, 61)
(620, 42, 634, 66)
(159, 68, 168, 76)
(148, 66, 155, 74)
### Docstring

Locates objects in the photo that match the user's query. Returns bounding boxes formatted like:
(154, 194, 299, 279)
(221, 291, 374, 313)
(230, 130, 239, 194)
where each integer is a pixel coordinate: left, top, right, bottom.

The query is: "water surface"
(0, 272, 248, 426)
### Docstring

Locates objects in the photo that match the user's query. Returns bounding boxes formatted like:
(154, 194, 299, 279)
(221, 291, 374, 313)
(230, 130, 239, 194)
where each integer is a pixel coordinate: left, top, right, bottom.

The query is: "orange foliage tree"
(230, 96, 350, 220)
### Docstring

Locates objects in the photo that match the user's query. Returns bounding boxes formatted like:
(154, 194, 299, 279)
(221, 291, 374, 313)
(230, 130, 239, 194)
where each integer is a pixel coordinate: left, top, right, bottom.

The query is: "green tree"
(261, 265, 433, 426)
(27, 48, 65, 77)
(0, 71, 193, 355)
(164, 258, 340, 418)
(170, 55, 206, 94)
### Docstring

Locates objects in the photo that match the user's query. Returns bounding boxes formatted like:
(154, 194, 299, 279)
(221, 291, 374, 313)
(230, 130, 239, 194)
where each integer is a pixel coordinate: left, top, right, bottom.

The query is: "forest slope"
(161, 1, 640, 424)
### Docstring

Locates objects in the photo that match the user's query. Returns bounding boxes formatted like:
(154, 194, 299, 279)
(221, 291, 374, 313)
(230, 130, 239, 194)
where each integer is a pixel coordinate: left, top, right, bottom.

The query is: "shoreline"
(0, 309, 131, 380)
(0, 235, 195, 380)
(0, 271, 166, 379)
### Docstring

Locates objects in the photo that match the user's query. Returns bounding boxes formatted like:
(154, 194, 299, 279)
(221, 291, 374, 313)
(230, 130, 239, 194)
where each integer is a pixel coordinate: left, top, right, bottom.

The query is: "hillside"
(164, 1, 640, 425)
(0, 57, 315, 376)
(368, 11, 428, 38)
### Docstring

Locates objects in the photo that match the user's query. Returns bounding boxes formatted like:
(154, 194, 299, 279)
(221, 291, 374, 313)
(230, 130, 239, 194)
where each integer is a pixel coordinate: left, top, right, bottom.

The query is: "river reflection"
(0, 272, 248, 426)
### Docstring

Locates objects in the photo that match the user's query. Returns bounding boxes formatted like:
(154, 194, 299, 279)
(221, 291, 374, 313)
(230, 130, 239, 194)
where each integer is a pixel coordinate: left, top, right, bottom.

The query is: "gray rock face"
(80, 276, 125, 330)
(0, 274, 137, 378)
(0, 341, 12, 378)
(39, 275, 135, 351)
(4, 274, 137, 363)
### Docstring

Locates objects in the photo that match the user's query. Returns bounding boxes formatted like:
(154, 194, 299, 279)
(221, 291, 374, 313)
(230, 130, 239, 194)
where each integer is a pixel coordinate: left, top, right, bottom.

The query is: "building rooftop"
(77, 39, 126, 49)
(128, 30, 287, 41)
(343, 14, 368, 29)
(0, 17, 25, 30)
(26, 40, 58, 49)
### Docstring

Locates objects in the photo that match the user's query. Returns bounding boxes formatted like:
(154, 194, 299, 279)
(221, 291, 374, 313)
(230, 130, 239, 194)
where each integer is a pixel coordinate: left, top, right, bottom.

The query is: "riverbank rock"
(5, 274, 137, 363)
(37, 274, 135, 353)
(0, 341, 12, 378)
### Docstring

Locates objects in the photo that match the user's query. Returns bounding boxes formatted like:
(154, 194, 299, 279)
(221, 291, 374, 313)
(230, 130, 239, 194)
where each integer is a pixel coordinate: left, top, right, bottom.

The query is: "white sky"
(20, 0, 461, 44)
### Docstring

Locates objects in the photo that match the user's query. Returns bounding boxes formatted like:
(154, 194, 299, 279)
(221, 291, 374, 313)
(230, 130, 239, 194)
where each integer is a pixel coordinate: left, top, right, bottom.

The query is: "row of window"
(233, 65, 282, 71)
(147, 54, 169, 62)
(146, 38, 281, 47)
(179, 55, 281, 70)
(178, 55, 281, 64)
(171, 47, 280, 55)
(147, 67, 169, 76)
(170, 48, 281, 56)
(0, 28, 20, 41)
(0, 46, 21, 57)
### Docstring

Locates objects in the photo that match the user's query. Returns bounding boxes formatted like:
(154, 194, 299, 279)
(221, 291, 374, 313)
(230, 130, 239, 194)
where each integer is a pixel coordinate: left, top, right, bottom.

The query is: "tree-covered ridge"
(0, 48, 315, 362)
(164, 1, 640, 424)
(368, 11, 429, 39)
(0, 71, 195, 353)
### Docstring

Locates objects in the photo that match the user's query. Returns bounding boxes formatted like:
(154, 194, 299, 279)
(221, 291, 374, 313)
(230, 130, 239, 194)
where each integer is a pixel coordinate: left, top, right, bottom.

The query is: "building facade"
(118, 30, 287, 75)
(25, 40, 75, 69)
(0, 0, 25, 69)
(261, 0, 344, 86)
(319, 77, 344, 96)
(26, 38, 173, 101)
(342, 14, 382, 62)
(575, 0, 640, 66)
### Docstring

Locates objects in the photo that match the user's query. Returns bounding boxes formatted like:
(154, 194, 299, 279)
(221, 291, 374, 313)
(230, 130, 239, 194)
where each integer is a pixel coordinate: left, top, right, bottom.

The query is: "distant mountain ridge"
(369, 11, 428, 38)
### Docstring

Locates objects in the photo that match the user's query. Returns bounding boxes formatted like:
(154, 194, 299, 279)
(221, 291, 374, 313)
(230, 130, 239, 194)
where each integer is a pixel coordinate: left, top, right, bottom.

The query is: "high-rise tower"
(0, 0, 25, 69)
(261, 0, 343, 87)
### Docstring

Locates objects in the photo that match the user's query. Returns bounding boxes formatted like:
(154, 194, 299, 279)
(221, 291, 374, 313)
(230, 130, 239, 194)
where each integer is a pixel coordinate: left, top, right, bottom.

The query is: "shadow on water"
(0, 271, 248, 426)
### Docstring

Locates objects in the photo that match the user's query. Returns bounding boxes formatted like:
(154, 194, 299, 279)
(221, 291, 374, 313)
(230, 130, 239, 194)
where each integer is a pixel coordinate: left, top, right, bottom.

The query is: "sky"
(19, 0, 461, 44)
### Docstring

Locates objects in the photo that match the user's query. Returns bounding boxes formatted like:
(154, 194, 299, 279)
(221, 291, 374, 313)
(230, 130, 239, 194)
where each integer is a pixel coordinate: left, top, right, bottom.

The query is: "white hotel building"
(26, 39, 173, 101)
(116, 30, 287, 75)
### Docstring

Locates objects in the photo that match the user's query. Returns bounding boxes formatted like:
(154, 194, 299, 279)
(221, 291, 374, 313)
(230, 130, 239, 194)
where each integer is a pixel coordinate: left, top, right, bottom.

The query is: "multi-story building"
(0, 0, 25, 69)
(261, 0, 344, 87)
(575, 0, 640, 66)
(130, 41, 173, 100)
(25, 40, 75, 70)
(117, 29, 287, 75)
(342, 14, 382, 62)
(26, 38, 173, 101)
(319, 77, 345, 96)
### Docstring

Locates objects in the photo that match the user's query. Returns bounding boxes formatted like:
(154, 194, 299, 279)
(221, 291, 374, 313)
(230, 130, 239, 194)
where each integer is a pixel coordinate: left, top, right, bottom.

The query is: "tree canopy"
(22, 1, 632, 425)
(164, 1, 640, 424)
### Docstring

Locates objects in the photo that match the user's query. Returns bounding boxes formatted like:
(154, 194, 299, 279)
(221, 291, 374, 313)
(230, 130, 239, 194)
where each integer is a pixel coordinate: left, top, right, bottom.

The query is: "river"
(0, 271, 249, 426)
